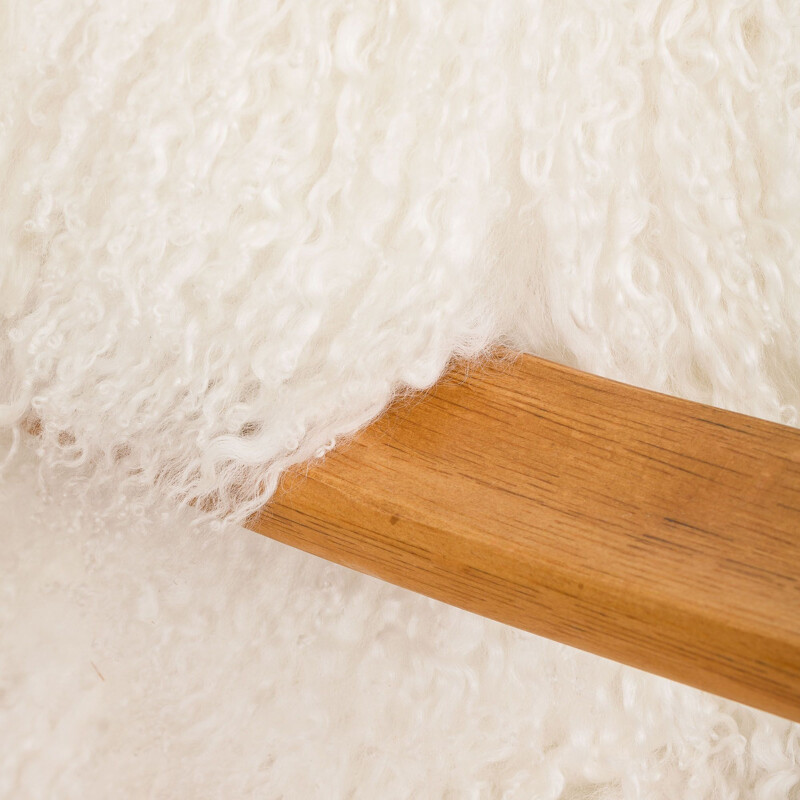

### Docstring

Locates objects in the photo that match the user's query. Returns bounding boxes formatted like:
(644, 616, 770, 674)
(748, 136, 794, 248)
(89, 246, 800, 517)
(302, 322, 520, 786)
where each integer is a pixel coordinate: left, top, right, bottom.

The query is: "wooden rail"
(250, 352, 800, 721)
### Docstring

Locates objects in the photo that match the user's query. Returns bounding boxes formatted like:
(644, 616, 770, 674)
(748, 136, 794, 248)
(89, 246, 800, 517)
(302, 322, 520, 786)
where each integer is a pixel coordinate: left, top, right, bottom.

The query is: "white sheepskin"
(2, 0, 800, 796)
(3, 0, 799, 521)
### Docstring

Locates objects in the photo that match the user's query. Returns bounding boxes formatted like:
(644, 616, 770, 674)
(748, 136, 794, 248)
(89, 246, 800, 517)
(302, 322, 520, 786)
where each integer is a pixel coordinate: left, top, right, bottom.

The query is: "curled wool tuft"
(2, 3, 800, 797)
(1, 0, 799, 522)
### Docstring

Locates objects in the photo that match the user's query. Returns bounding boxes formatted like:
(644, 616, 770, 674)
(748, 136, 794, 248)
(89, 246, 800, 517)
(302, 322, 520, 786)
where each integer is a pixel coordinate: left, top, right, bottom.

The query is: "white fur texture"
(2, 0, 799, 521)
(2, 0, 800, 796)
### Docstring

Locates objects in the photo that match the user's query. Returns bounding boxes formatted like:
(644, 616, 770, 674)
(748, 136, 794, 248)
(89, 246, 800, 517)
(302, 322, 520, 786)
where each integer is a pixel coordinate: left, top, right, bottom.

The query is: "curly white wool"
(0, 0, 510, 520)
(2, 1, 798, 522)
(1, 1, 800, 796)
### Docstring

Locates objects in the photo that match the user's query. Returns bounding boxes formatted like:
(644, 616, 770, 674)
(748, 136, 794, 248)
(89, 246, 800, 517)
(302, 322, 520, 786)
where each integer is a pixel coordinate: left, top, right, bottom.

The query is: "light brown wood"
(250, 352, 800, 721)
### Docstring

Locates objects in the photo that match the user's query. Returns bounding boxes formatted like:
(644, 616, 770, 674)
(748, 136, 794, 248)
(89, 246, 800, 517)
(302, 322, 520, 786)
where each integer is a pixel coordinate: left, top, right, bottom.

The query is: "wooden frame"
(250, 352, 800, 722)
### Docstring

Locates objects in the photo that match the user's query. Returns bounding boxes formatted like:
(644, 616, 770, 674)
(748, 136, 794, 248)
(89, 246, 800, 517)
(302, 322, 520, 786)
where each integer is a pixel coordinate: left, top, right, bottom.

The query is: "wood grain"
(250, 352, 800, 722)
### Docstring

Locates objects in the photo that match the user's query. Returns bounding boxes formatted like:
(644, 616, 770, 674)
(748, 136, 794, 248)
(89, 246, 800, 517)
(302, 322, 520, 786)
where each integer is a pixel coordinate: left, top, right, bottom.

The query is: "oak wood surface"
(250, 352, 800, 722)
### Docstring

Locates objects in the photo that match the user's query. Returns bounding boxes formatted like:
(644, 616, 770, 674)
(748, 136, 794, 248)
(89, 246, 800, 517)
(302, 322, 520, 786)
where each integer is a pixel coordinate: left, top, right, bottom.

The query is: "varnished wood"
(250, 352, 800, 721)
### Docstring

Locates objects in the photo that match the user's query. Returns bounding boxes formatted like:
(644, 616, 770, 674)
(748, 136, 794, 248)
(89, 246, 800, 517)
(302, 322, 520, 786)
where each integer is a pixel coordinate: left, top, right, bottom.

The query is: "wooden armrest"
(250, 352, 800, 721)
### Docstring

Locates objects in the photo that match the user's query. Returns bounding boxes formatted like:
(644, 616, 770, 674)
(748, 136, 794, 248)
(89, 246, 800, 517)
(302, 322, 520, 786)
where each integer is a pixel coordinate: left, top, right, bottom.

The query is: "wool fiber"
(3, 0, 799, 522)
(2, 0, 800, 796)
